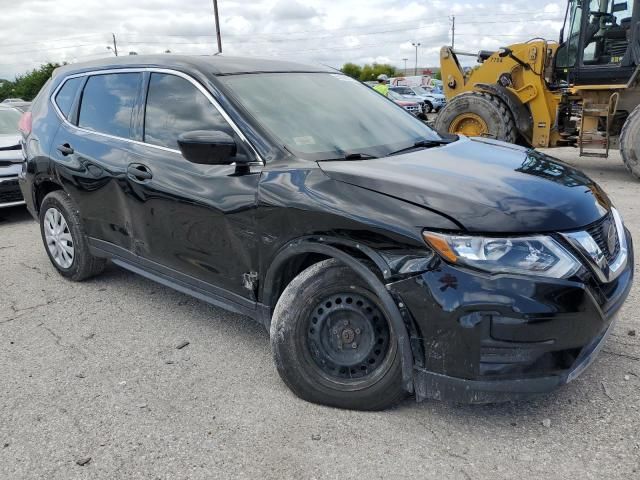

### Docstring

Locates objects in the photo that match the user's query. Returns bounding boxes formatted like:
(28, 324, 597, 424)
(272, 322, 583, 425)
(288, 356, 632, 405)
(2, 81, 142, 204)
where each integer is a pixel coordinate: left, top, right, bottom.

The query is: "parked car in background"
(389, 85, 422, 101)
(387, 89, 421, 116)
(18, 55, 634, 411)
(11, 102, 31, 112)
(0, 105, 26, 208)
(2, 98, 25, 104)
(2, 98, 31, 112)
(410, 86, 446, 113)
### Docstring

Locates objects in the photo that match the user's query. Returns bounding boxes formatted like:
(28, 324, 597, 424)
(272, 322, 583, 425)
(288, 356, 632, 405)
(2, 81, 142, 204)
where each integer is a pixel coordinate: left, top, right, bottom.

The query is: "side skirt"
(88, 238, 262, 324)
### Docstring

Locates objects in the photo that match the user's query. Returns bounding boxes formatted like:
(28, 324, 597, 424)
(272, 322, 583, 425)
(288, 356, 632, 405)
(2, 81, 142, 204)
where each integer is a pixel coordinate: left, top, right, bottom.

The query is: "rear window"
(78, 73, 141, 139)
(54, 77, 83, 119)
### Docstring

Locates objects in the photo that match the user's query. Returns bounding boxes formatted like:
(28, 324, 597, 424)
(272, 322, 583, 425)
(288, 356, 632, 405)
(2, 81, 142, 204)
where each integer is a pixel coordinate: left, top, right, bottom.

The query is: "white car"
(409, 86, 446, 113)
(0, 106, 25, 208)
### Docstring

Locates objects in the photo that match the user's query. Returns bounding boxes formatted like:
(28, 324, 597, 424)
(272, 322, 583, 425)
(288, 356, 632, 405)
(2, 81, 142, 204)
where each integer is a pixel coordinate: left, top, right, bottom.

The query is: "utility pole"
(402, 57, 408, 74)
(450, 15, 456, 49)
(411, 42, 420, 76)
(112, 33, 119, 57)
(213, 0, 222, 54)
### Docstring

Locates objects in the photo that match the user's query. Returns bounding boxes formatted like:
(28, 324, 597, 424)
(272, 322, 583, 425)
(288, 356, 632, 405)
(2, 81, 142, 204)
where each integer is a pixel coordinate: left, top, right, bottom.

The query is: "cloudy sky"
(1, 0, 565, 80)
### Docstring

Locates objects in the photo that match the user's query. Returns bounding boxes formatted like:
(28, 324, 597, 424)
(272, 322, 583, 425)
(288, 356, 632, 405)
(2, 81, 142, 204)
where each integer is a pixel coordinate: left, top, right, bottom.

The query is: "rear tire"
(270, 259, 405, 410)
(39, 190, 106, 281)
(620, 104, 640, 180)
(435, 91, 517, 143)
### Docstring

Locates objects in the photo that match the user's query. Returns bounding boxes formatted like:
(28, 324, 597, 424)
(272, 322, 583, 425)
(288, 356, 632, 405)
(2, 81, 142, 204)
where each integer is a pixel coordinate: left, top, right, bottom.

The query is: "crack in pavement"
(37, 322, 89, 361)
(603, 349, 640, 362)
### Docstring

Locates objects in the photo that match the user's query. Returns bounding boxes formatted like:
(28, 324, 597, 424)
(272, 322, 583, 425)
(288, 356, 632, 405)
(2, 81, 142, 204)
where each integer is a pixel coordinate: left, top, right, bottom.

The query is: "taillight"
(18, 111, 32, 136)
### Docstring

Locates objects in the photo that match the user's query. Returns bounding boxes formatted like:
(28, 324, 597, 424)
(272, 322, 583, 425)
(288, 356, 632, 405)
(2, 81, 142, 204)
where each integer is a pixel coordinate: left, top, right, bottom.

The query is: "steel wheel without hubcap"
(449, 112, 489, 137)
(305, 291, 394, 388)
(44, 207, 74, 269)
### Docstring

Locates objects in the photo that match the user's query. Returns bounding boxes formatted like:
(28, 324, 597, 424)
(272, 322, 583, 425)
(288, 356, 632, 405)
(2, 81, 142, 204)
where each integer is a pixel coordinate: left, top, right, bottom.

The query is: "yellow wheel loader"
(435, 0, 640, 179)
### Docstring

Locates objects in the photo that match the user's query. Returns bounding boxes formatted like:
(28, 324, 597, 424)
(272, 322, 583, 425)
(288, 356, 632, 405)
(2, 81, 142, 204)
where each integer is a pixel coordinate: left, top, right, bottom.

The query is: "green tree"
(432, 70, 442, 81)
(0, 62, 61, 102)
(340, 62, 362, 79)
(358, 63, 397, 82)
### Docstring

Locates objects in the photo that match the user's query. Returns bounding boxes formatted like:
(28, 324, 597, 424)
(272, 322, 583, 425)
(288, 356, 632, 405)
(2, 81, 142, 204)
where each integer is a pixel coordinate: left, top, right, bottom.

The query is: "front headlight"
(423, 231, 580, 278)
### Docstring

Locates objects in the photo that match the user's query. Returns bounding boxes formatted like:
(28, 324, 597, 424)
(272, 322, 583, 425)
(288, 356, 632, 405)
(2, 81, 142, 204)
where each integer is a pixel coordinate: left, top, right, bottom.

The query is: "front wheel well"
(268, 252, 330, 309)
(264, 246, 384, 311)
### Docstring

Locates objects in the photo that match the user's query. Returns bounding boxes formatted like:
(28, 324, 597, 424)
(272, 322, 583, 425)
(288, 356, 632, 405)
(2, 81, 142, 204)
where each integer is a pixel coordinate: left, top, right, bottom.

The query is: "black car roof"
(54, 54, 335, 78)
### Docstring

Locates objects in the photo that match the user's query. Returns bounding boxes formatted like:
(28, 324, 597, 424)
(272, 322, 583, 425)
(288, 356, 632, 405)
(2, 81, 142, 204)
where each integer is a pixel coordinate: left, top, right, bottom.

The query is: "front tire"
(39, 190, 106, 281)
(270, 259, 405, 410)
(423, 101, 433, 114)
(435, 91, 517, 143)
(620, 104, 640, 179)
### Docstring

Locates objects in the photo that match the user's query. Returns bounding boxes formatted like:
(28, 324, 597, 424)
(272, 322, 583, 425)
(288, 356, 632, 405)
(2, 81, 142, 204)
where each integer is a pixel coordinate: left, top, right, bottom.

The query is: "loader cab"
(555, 0, 639, 85)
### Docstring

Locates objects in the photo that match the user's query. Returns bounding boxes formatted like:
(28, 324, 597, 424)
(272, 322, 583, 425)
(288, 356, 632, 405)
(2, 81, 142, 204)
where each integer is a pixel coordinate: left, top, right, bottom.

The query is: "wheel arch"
(475, 82, 533, 145)
(260, 236, 415, 392)
(34, 178, 64, 214)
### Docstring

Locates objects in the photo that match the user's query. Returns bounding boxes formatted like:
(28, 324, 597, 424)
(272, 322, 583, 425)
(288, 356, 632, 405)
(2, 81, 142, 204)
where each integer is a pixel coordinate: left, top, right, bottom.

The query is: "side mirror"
(177, 130, 237, 165)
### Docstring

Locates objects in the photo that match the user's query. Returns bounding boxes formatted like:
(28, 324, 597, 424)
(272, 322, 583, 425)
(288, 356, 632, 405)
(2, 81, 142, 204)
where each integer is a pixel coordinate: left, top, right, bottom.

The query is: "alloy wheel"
(44, 207, 74, 269)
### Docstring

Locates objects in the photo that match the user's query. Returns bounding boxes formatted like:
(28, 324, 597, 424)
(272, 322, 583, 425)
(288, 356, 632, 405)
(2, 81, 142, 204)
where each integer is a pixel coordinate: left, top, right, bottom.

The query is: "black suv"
(19, 56, 633, 410)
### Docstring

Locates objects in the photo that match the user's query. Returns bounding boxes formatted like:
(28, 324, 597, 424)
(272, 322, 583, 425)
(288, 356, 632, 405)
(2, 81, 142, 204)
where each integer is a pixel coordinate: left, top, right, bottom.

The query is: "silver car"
(0, 106, 25, 208)
(410, 86, 446, 113)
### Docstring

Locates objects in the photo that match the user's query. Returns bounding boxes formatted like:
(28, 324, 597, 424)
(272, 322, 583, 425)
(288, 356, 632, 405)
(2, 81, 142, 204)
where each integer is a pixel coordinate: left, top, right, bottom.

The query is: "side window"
(144, 73, 234, 150)
(54, 77, 82, 119)
(78, 73, 141, 139)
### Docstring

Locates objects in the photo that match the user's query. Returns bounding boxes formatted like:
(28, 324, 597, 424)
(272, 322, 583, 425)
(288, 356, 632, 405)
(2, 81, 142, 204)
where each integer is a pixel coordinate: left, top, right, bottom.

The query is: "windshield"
(0, 108, 21, 135)
(392, 87, 415, 95)
(556, 0, 583, 68)
(219, 72, 440, 160)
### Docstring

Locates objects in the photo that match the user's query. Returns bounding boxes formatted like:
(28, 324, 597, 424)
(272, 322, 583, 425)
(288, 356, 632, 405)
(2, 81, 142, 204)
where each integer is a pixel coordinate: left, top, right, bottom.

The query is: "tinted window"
(54, 77, 82, 119)
(144, 73, 232, 150)
(78, 73, 141, 138)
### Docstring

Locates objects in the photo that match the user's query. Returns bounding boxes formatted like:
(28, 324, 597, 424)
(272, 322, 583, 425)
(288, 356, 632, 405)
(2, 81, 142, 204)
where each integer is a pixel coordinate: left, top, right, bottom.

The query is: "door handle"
(127, 163, 153, 182)
(57, 144, 74, 156)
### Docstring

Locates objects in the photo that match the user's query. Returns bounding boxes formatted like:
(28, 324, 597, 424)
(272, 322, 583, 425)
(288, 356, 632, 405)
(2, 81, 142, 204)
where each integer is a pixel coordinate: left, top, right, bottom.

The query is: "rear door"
(50, 71, 144, 252)
(127, 71, 262, 303)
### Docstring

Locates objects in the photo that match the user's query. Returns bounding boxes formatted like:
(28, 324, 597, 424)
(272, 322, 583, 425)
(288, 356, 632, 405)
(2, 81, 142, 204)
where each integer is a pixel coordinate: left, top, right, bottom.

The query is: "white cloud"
(0, 0, 566, 79)
(270, 0, 320, 21)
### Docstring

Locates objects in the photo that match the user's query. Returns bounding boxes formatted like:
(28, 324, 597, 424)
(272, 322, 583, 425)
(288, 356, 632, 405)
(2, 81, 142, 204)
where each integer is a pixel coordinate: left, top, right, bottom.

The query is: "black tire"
(620, 104, 640, 180)
(435, 91, 517, 143)
(270, 259, 405, 410)
(39, 190, 106, 281)
(423, 101, 433, 114)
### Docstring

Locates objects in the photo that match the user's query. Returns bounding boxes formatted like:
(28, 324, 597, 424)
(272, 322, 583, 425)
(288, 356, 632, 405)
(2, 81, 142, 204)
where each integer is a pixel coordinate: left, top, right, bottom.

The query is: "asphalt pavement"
(0, 148, 638, 479)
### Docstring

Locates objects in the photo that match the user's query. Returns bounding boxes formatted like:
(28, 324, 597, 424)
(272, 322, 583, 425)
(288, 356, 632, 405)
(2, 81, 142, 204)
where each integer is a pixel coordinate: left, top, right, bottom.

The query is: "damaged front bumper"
(387, 231, 634, 404)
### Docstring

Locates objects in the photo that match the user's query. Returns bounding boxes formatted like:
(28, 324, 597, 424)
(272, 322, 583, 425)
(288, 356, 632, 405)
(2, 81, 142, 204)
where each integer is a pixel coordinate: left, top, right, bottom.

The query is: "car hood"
(317, 136, 610, 233)
(0, 133, 20, 148)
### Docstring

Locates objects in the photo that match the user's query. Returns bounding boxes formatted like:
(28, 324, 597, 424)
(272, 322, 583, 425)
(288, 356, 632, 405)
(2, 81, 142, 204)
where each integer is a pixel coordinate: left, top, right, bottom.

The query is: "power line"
(117, 13, 563, 41)
(118, 17, 562, 47)
(0, 33, 104, 49)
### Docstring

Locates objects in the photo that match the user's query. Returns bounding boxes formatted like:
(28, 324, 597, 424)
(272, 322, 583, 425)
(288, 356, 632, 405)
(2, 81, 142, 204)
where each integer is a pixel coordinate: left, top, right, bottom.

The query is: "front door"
(126, 72, 261, 302)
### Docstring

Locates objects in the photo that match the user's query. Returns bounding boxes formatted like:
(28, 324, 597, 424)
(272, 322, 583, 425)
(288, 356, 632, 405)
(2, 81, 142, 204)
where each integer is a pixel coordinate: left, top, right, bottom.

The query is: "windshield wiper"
(320, 152, 379, 161)
(388, 135, 458, 157)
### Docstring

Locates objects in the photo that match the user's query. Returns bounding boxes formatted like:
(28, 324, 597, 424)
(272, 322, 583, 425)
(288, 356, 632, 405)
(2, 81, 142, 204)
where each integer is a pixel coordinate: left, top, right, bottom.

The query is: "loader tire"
(620, 104, 640, 180)
(435, 91, 517, 144)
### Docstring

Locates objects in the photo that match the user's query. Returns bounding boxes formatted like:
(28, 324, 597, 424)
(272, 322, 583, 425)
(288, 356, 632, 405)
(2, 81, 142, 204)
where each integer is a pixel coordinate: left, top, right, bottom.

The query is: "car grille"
(0, 178, 23, 204)
(586, 213, 620, 263)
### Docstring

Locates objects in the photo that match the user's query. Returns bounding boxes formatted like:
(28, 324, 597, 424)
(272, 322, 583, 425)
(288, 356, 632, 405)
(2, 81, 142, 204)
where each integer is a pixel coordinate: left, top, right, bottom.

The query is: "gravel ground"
(1, 148, 639, 480)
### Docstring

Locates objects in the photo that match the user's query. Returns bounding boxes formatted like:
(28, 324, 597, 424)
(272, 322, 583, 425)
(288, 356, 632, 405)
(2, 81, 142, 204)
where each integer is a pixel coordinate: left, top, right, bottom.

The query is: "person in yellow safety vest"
(373, 74, 389, 96)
